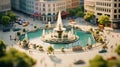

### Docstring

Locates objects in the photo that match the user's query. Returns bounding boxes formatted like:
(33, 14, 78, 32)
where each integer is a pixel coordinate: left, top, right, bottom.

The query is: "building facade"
(0, 0, 11, 12)
(80, 0, 84, 7)
(84, 0, 120, 28)
(34, 0, 66, 22)
(84, 0, 95, 13)
(71, 0, 80, 9)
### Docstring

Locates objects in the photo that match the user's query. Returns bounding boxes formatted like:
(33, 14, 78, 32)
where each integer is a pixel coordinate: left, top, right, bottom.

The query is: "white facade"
(34, 0, 66, 22)
(0, 0, 11, 12)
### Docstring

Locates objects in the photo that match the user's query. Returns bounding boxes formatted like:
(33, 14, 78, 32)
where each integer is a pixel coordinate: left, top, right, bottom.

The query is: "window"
(119, 9, 120, 13)
(119, 15, 120, 18)
(114, 3, 117, 7)
(114, 15, 117, 18)
(43, 4, 45, 7)
(114, 9, 117, 13)
(119, 3, 120, 7)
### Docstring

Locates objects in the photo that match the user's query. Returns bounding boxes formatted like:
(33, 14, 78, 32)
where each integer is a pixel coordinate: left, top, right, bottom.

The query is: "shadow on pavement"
(49, 55, 61, 64)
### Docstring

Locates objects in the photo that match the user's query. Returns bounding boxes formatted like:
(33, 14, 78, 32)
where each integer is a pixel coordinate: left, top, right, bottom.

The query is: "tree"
(38, 45, 43, 51)
(84, 12, 94, 21)
(47, 46, 54, 54)
(17, 32, 21, 37)
(8, 12, 16, 22)
(115, 45, 120, 55)
(76, 11, 84, 17)
(89, 55, 107, 67)
(98, 15, 109, 26)
(1, 16, 11, 26)
(23, 28, 26, 33)
(69, 9, 76, 17)
(61, 47, 65, 52)
(0, 39, 6, 57)
(0, 48, 36, 67)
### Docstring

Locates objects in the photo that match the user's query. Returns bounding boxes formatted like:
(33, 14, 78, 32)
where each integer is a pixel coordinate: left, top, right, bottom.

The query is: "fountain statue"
(40, 11, 79, 44)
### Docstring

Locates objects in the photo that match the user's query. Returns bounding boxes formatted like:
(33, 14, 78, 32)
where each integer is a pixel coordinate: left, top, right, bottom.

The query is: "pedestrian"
(10, 35, 11, 40)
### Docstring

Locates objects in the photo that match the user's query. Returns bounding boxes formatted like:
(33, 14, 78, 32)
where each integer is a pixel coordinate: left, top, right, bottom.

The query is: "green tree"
(17, 32, 21, 37)
(8, 11, 16, 22)
(23, 28, 26, 33)
(69, 9, 76, 17)
(0, 48, 36, 67)
(115, 45, 120, 55)
(1, 16, 11, 26)
(89, 55, 107, 67)
(61, 47, 65, 52)
(98, 15, 109, 26)
(84, 12, 94, 21)
(0, 39, 6, 57)
(76, 11, 84, 17)
(47, 46, 54, 54)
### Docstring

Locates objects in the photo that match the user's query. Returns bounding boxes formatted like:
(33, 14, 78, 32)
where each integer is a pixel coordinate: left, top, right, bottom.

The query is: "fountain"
(87, 37, 91, 45)
(40, 11, 79, 44)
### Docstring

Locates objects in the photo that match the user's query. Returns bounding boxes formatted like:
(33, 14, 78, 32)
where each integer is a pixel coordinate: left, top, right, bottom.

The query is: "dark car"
(74, 60, 85, 65)
(99, 49, 107, 53)
(12, 28, 21, 31)
(2, 28, 10, 32)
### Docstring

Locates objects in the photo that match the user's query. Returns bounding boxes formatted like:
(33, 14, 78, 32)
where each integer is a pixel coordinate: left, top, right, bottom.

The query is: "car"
(12, 28, 21, 31)
(99, 49, 107, 53)
(22, 22, 29, 27)
(74, 60, 85, 65)
(2, 28, 10, 32)
(107, 56, 116, 60)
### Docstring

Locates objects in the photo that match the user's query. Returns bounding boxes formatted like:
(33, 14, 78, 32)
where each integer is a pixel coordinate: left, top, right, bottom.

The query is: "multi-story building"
(84, 0, 95, 13)
(71, 0, 80, 9)
(34, 0, 66, 22)
(84, 0, 120, 28)
(11, 0, 20, 11)
(0, 0, 11, 12)
(95, 0, 120, 28)
(11, 0, 80, 22)
(80, 0, 84, 7)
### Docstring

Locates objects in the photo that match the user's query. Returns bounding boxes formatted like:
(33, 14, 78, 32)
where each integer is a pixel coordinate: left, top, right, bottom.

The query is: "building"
(11, 0, 20, 11)
(34, 0, 66, 22)
(71, 0, 80, 9)
(80, 0, 84, 7)
(84, 0, 95, 13)
(11, 0, 34, 15)
(95, 0, 120, 28)
(11, 0, 80, 22)
(84, 0, 120, 28)
(0, 0, 11, 12)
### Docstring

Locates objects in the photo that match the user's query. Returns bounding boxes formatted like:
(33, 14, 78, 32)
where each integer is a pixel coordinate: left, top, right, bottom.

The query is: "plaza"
(0, 11, 120, 67)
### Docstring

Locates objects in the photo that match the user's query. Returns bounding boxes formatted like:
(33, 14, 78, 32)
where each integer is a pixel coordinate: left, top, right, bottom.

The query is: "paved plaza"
(0, 12, 120, 67)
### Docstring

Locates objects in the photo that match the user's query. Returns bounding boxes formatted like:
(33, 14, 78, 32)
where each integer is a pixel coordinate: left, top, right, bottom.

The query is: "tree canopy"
(1, 16, 11, 26)
(84, 11, 94, 21)
(115, 45, 120, 55)
(0, 48, 36, 67)
(0, 39, 6, 57)
(98, 15, 109, 25)
(0, 39, 36, 67)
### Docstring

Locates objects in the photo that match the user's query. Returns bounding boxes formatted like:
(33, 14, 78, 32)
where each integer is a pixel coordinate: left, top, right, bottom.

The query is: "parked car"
(107, 56, 116, 60)
(16, 18, 26, 25)
(22, 22, 29, 27)
(2, 28, 10, 32)
(12, 28, 21, 31)
(99, 49, 107, 53)
(74, 60, 85, 65)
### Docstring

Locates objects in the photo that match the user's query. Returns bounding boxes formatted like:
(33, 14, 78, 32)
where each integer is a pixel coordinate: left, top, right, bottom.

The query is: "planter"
(98, 24, 104, 30)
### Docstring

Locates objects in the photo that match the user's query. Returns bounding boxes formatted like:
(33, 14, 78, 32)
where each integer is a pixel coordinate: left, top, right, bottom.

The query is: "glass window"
(114, 9, 117, 13)
(114, 3, 117, 7)
(114, 15, 117, 18)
